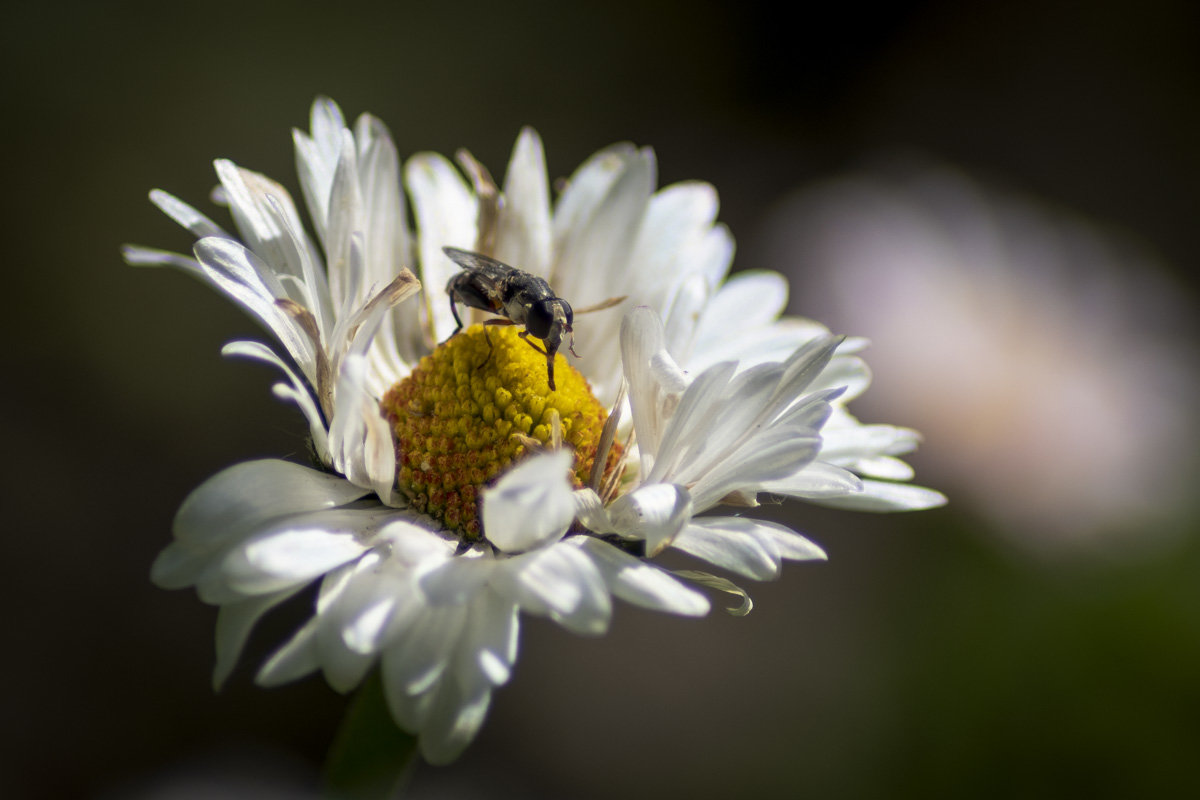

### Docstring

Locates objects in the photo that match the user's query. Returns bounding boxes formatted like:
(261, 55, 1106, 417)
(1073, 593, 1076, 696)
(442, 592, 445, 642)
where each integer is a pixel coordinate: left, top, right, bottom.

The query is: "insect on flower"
(443, 246, 623, 390)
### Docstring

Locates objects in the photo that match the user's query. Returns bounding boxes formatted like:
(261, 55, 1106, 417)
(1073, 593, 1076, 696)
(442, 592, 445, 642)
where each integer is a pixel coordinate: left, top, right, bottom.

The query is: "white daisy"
(124, 98, 942, 764)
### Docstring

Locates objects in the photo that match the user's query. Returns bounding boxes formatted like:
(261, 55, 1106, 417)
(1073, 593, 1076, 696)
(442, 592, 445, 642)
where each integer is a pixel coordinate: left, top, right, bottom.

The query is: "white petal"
(221, 525, 370, 596)
(325, 554, 416, 656)
(324, 131, 367, 316)
(775, 388, 840, 431)
(656, 361, 784, 486)
(406, 152, 478, 341)
(557, 146, 654, 301)
(481, 450, 576, 552)
(271, 383, 331, 464)
(381, 603, 466, 701)
(761, 460, 865, 498)
(377, 517, 459, 566)
(699, 271, 789, 332)
(171, 460, 369, 547)
(644, 360, 737, 485)
(689, 318, 831, 375)
(495, 127, 552, 277)
(355, 114, 415, 309)
(213, 587, 302, 688)
(688, 272, 824, 373)
(310, 97, 346, 156)
(688, 220, 735, 294)
(292, 97, 350, 250)
(689, 425, 822, 510)
(214, 160, 328, 312)
(819, 423, 921, 462)
(149, 540, 210, 590)
(213, 158, 299, 254)
(222, 341, 329, 461)
(674, 517, 826, 580)
(660, 271, 710, 364)
(672, 521, 780, 580)
(340, 594, 400, 656)
(572, 487, 613, 534)
(308, 560, 385, 698)
(812, 480, 948, 511)
(852, 455, 916, 480)
(631, 182, 720, 288)
(573, 536, 709, 616)
(493, 544, 612, 635)
(192, 237, 319, 378)
(328, 353, 397, 500)
(121, 244, 205, 277)
(756, 523, 827, 562)
(807, 354, 872, 403)
(319, 628, 375, 693)
(769, 334, 844, 408)
(620, 306, 671, 473)
(256, 618, 320, 686)
(419, 556, 495, 606)
(428, 593, 518, 766)
(654, 223, 737, 356)
(556, 148, 656, 393)
(454, 588, 520, 687)
(417, 676, 493, 766)
(382, 669, 438, 735)
(604, 483, 693, 556)
(149, 188, 230, 239)
(551, 143, 637, 266)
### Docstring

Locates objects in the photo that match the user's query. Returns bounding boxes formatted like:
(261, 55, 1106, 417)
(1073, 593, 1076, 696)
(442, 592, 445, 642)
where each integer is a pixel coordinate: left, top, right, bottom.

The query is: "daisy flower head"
(124, 98, 944, 764)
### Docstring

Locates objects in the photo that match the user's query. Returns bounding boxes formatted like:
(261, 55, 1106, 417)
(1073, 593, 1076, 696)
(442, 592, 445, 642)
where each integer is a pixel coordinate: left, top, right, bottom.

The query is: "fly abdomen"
(448, 272, 504, 314)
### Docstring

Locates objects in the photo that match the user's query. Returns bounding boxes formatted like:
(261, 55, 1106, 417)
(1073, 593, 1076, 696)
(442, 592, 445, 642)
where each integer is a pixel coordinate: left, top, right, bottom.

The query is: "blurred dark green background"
(3, 0, 1199, 797)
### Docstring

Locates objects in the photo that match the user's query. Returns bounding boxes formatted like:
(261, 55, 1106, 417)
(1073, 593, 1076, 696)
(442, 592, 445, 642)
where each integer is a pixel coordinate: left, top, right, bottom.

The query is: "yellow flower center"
(381, 324, 614, 543)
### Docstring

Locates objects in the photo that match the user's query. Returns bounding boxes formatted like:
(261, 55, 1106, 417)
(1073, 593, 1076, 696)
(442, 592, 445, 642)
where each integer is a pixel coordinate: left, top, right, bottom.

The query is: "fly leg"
(480, 318, 516, 370)
(441, 296, 467, 346)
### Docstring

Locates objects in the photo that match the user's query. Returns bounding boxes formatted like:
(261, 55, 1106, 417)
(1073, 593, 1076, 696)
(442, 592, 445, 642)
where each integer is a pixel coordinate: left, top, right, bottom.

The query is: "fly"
(442, 247, 623, 391)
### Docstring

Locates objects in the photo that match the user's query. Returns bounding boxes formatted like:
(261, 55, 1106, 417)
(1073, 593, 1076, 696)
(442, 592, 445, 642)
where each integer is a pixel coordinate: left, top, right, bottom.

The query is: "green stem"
(323, 670, 420, 799)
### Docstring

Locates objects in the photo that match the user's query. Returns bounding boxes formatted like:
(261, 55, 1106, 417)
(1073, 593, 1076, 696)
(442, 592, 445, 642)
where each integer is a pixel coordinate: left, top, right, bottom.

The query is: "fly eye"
(560, 300, 573, 326)
(526, 300, 555, 338)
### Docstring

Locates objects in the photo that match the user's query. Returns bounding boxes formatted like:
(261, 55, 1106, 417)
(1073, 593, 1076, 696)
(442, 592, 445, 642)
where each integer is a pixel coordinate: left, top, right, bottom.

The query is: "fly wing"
(443, 247, 516, 281)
